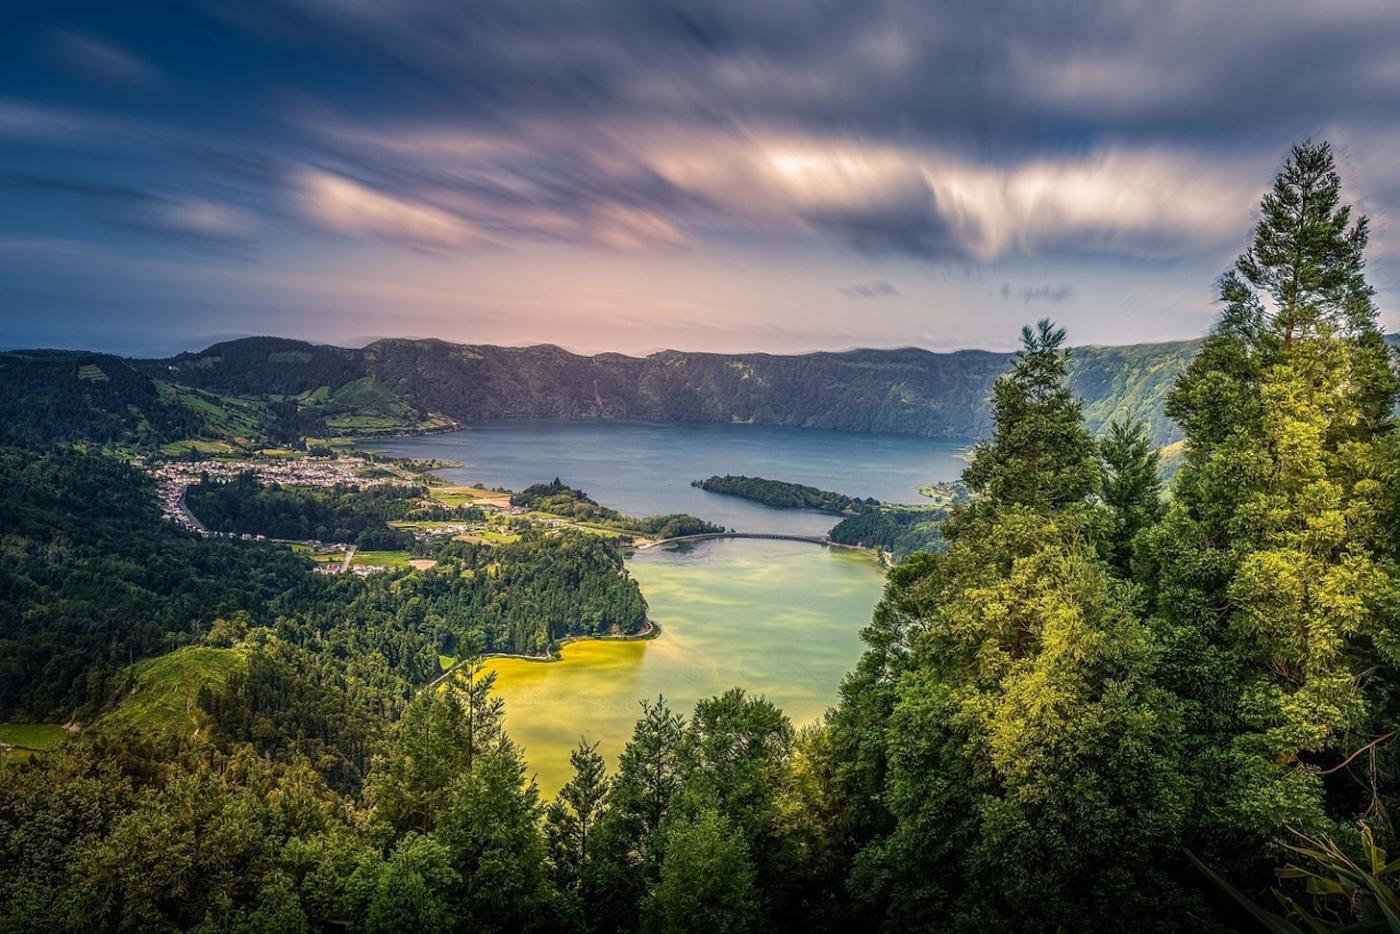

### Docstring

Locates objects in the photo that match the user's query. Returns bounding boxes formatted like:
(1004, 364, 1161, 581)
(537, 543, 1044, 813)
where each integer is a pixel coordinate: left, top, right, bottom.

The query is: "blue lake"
(362, 420, 973, 790)
(362, 418, 970, 536)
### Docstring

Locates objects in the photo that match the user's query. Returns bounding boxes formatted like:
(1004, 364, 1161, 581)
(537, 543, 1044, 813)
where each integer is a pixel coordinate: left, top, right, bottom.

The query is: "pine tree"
(835, 320, 1189, 931)
(590, 697, 687, 932)
(1098, 417, 1164, 576)
(642, 810, 758, 934)
(546, 739, 611, 892)
(1235, 141, 1374, 345)
(1147, 140, 1400, 878)
(962, 318, 1100, 512)
(363, 659, 510, 834)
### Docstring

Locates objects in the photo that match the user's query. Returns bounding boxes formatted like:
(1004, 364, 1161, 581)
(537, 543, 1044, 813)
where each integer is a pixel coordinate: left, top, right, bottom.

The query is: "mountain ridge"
(143, 334, 1203, 443)
(8, 332, 1395, 449)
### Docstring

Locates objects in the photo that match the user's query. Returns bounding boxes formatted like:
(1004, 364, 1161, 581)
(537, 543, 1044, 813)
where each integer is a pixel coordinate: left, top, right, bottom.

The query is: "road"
(636, 531, 830, 550)
(175, 488, 209, 535)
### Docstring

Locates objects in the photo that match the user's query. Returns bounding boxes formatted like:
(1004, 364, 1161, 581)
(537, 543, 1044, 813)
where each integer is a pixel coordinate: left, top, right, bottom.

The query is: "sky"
(3, 1, 1400, 358)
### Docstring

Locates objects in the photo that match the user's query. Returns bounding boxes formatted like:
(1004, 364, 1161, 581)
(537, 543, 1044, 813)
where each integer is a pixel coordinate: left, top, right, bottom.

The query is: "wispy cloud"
(840, 281, 899, 299)
(1001, 283, 1074, 304)
(292, 167, 491, 250)
(1, 173, 258, 247)
(50, 31, 164, 88)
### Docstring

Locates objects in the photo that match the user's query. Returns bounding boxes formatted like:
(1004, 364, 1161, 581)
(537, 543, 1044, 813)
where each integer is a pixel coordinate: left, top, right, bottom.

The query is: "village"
(137, 453, 530, 575)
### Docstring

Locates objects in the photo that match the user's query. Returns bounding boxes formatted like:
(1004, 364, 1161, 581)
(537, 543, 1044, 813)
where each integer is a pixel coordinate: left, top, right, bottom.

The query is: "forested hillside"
(150, 334, 1201, 443)
(0, 448, 648, 720)
(5, 330, 1218, 449)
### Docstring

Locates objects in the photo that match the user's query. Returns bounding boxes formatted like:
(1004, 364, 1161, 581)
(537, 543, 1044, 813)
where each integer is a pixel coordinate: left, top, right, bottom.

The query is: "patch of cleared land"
(160, 438, 241, 456)
(352, 550, 415, 569)
(94, 646, 247, 737)
(430, 485, 511, 508)
(0, 722, 68, 763)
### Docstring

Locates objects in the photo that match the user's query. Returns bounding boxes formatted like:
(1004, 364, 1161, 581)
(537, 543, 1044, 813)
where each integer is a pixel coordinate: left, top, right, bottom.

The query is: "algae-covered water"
(487, 538, 886, 794)
(373, 420, 968, 794)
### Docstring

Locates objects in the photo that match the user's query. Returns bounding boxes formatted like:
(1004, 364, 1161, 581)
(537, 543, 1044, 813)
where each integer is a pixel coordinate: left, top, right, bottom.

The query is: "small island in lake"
(692, 475, 879, 515)
(512, 478, 727, 538)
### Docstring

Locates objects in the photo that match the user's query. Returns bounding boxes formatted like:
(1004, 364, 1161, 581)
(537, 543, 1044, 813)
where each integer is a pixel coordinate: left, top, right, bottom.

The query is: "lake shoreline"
(425, 619, 664, 686)
(494, 617, 662, 666)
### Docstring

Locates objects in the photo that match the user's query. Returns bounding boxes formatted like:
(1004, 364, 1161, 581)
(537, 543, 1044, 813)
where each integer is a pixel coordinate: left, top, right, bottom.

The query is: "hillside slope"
(144, 335, 1205, 443)
(16, 331, 1387, 448)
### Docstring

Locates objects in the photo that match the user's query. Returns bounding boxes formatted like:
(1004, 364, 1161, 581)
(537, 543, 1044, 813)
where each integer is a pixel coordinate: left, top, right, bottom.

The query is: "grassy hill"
(92, 646, 248, 737)
(0, 345, 450, 450)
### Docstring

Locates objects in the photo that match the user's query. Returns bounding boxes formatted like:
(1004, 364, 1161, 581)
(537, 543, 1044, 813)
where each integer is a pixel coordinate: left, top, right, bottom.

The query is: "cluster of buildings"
(140, 454, 405, 541)
(148, 455, 397, 493)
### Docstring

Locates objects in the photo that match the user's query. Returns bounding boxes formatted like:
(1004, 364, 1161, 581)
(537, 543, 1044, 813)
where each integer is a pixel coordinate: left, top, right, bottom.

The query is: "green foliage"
(692, 475, 877, 515)
(94, 646, 248, 737)
(643, 809, 759, 934)
(962, 319, 1101, 511)
(146, 334, 1207, 443)
(365, 661, 510, 834)
(186, 471, 420, 547)
(0, 351, 205, 447)
(0, 723, 67, 751)
(198, 636, 386, 793)
(6, 140, 1400, 934)
(827, 504, 949, 559)
(358, 834, 461, 933)
(0, 446, 309, 718)
(1193, 824, 1400, 932)
(1144, 139, 1400, 885)
(546, 739, 611, 893)
(590, 697, 688, 931)
(1098, 417, 1164, 575)
(512, 478, 725, 537)
(0, 447, 648, 722)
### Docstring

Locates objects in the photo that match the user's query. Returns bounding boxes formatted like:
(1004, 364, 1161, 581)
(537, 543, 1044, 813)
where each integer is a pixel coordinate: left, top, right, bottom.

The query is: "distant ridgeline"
(511, 478, 726, 538)
(693, 475, 879, 515)
(0, 332, 1305, 450)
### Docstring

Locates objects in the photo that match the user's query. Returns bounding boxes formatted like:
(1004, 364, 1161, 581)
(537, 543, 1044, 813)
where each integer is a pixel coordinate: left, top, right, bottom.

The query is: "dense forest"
(5, 142, 1400, 932)
(827, 504, 948, 558)
(692, 475, 878, 515)
(511, 479, 726, 538)
(0, 452, 647, 721)
(185, 472, 438, 548)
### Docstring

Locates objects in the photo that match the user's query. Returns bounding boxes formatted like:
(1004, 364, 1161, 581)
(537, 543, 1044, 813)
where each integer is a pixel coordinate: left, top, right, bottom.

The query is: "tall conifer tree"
(1148, 141, 1400, 876)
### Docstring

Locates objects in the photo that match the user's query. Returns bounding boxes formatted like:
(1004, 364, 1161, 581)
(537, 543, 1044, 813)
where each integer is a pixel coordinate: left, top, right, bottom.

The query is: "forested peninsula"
(511, 479, 726, 538)
(692, 475, 878, 515)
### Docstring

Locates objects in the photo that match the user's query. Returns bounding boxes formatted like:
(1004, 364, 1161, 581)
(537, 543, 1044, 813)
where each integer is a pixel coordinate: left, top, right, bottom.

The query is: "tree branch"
(1318, 731, 1397, 776)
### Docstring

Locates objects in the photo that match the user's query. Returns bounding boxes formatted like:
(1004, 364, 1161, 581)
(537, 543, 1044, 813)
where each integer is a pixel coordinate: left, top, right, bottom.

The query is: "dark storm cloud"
(218, 0, 1400, 146)
(3, 0, 1400, 259)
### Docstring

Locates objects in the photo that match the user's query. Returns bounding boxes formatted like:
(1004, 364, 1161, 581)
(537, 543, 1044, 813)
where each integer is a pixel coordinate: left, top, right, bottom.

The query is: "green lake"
(487, 537, 887, 795)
